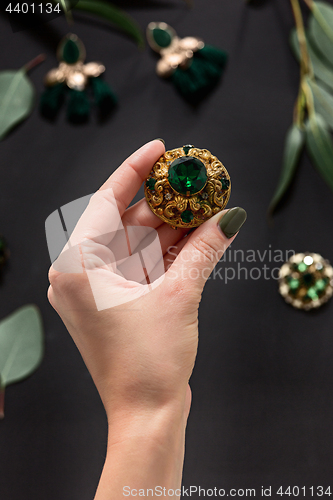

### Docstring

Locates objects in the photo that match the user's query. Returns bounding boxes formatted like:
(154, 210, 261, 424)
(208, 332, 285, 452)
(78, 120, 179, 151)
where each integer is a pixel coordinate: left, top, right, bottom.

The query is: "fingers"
(164, 207, 247, 294)
(67, 140, 165, 246)
(100, 139, 165, 215)
(116, 223, 189, 283)
(122, 198, 164, 230)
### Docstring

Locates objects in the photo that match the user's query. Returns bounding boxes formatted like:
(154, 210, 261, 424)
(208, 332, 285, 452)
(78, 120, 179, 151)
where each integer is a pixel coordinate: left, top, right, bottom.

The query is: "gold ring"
(144, 145, 231, 229)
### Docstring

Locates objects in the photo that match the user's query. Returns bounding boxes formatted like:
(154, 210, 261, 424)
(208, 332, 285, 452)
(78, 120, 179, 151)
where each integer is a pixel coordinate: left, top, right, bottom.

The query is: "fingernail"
(155, 138, 165, 145)
(218, 207, 247, 238)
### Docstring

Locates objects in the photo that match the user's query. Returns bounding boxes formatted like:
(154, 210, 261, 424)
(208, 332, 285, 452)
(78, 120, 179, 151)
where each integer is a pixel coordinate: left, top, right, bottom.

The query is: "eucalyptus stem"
(290, 0, 313, 126)
(302, 79, 316, 117)
(290, 0, 311, 77)
(23, 54, 46, 73)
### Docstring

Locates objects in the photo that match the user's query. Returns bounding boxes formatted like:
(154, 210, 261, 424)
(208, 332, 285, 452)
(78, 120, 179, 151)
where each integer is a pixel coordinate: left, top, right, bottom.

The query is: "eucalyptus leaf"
(307, 77, 333, 130)
(309, 1, 333, 68)
(0, 68, 35, 141)
(290, 28, 333, 92)
(305, 112, 333, 193)
(268, 124, 305, 215)
(70, 0, 144, 48)
(0, 305, 44, 419)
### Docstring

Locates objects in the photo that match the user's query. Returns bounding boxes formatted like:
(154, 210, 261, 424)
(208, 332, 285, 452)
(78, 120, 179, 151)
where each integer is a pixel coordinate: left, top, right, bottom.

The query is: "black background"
(1, 1, 333, 498)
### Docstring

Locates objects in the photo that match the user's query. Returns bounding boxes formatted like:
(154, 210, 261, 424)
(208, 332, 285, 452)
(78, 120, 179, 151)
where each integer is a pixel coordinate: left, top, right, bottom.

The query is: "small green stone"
(146, 178, 156, 190)
(181, 210, 194, 223)
(152, 27, 172, 48)
(221, 178, 230, 190)
(168, 156, 207, 195)
(183, 145, 194, 155)
(306, 287, 319, 301)
(298, 262, 307, 273)
(288, 278, 300, 291)
(315, 279, 328, 292)
(62, 39, 80, 64)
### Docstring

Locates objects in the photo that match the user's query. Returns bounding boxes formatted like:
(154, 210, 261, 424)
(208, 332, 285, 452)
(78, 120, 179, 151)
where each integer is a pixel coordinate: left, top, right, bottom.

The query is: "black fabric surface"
(1, 1, 333, 498)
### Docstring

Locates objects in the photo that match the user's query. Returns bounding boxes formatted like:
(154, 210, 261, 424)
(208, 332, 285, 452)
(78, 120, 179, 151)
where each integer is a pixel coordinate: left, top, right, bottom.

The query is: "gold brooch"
(279, 252, 333, 310)
(144, 145, 231, 229)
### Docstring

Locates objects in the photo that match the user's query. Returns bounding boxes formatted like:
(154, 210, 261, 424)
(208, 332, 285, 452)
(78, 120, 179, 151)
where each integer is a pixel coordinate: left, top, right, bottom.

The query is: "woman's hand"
(47, 139, 246, 499)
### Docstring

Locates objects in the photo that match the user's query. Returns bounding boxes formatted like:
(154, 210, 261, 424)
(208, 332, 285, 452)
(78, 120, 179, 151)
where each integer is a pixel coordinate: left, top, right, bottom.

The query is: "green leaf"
(305, 112, 333, 193)
(309, 1, 333, 68)
(307, 77, 333, 130)
(59, 0, 72, 21)
(0, 68, 35, 141)
(290, 28, 333, 92)
(0, 305, 44, 419)
(71, 0, 144, 48)
(268, 124, 305, 215)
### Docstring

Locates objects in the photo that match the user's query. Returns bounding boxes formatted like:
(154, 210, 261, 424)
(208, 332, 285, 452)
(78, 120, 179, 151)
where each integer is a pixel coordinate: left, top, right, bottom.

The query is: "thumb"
(165, 207, 247, 293)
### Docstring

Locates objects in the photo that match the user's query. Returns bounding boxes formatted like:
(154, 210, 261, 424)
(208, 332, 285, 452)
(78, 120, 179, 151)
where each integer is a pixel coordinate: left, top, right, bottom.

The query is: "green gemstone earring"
(144, 145, 231, 229)
(279, 253, 333, 310)
(146, 22, 228, 104)
(40, 34, 117, 123)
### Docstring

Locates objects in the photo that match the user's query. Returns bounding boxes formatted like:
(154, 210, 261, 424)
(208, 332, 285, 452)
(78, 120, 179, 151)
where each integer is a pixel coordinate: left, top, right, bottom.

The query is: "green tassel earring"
(40, 34, 117, 124)
(147, 22, 228, 104)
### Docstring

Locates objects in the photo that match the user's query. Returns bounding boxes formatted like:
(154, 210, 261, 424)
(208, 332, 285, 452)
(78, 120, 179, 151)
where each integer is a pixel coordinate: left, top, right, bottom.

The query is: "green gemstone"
(315, 279, 328, 292)
(221, 177, 230, 190)
(288, 278, 300, 291)
(297, 262, 307, 273)
(181, 210, 194, 223)
(152, 27, 172, 48)
(306, 287, 319, 301)
(62, 39, 80, 64)
(183, 145, 194, 155)
(146, 178, 156, 190)
(168, 156, 207, 195)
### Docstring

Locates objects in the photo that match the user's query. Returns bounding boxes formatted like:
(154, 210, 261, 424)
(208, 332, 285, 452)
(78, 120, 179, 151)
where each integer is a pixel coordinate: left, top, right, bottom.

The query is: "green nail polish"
(155, 138, 165, 145)
(218, 207, 247, 238)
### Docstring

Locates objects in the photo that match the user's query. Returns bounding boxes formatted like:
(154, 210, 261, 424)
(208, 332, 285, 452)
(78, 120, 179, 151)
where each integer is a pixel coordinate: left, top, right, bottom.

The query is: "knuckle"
(48, 264, 85, 297)
(189, 235, 222, 264)
(48, 265, 60, 286)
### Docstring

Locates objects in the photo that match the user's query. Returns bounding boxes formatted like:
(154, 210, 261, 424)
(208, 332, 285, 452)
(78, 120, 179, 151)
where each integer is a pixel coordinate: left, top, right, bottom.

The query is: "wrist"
(107, 396, 189, 448)
(94, 401, 189, 500)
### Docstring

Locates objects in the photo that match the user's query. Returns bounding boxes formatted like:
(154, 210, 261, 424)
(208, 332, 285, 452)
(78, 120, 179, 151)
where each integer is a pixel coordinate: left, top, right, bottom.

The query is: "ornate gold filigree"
(144, 146, 231, 229)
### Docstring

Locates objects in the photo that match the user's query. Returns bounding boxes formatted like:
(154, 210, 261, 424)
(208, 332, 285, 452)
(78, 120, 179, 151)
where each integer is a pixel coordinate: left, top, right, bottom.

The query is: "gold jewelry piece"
(279, 252, 333, 310)
(147, 22, 204, 78)
(45, 34, 105, 91)
(144, 145, 231, 229)
(146, 22, 228, 104)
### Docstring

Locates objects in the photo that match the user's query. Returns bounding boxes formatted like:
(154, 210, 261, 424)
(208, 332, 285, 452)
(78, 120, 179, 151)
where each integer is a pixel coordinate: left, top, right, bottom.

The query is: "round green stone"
(315, 279, 328, 291)
(297, 262, 308, 273)
(152, 28, 172, 48)
(62, 39, 80, 64)
(288, 278, 300, 291)
(306, 287, 319, 301)
(168, 156, 207, 195)
(181, 210, 194, 223)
